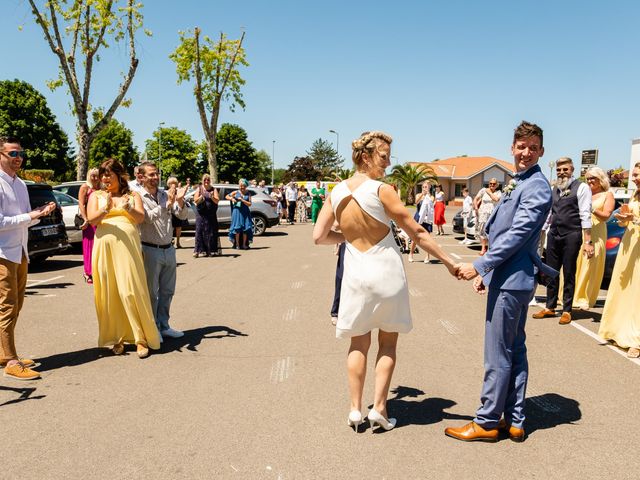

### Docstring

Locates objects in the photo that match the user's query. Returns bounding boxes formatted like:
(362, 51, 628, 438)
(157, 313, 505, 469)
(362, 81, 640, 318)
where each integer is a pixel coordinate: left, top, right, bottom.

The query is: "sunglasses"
(2, 150, 26, 159)
(586, 177, 597, 181)
(488, 183, 497, 186)
(556, 167, 571, 172)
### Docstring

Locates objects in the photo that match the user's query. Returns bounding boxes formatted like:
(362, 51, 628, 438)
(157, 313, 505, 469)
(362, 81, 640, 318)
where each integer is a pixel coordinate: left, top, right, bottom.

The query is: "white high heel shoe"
(347, 410, 364, 433)
(368, 409, 396, 432)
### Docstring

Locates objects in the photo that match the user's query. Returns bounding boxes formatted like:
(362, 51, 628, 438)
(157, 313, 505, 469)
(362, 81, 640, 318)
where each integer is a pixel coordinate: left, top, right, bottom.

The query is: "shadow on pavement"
(35, 326, 248, 371)
(368, 385, 473, 432)
(158, 326, 248, 353)
(525, 393, 581, 436)
(261, 231, 288, 237)
(25, 282, 75, 295)
(29, 258, 83, 273)
(571, 310, 602, 323)
(0, 385, 46, 407)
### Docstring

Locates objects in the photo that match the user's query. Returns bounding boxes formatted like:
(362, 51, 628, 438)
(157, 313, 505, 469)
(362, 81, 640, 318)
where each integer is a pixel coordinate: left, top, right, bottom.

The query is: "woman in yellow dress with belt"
(573, 167, 615, 310)
(87, 159, 161, 359)
(598, 162, 640, 358)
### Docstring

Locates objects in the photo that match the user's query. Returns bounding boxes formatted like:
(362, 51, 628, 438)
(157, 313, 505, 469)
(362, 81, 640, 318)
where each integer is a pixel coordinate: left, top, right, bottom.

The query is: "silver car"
(52, 190, 83, 245)
(184, 184, 279, 236)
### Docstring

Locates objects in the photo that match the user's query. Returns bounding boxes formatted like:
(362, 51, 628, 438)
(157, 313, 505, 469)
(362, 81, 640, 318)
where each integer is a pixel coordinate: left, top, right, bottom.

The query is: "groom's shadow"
(157, 325, 248, 353)
(524, 393, 581, 435)
(368, 385, 473, 432)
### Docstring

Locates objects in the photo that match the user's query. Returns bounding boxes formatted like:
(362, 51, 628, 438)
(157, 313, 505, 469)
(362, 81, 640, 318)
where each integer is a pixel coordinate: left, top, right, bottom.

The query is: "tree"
(27, 0, 148, 180)
(89, 119, 137, 172)
(331, 167, 354, 181)
(170, 28, 248, 182)
(387, 164, 438, 205)
(145, 127, 201, 182)
(255, 149, 273, 183)
(306, 138, 342, 172)
(0, 79, 74, 180)
(283, 156, 321, 183)
(215, 123, 261, 182)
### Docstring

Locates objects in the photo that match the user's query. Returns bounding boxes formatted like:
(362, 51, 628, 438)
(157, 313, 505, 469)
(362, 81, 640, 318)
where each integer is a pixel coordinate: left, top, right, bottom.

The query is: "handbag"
(74, 212, 85, 229)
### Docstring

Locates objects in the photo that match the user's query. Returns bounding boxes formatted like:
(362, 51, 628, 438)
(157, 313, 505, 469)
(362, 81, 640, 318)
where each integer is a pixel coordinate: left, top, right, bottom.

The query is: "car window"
(28, 187, 57, 207)
(52, 191, 79, 207)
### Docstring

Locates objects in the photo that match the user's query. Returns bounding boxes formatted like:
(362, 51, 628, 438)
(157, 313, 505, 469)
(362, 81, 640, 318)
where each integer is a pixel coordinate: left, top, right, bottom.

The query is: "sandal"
(112, 342, 125, 355)
(627, 347, 640, 358)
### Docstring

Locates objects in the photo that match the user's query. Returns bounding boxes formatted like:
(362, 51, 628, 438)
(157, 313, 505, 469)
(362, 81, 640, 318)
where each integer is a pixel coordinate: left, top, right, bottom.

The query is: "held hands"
(455, 262, 479, 280)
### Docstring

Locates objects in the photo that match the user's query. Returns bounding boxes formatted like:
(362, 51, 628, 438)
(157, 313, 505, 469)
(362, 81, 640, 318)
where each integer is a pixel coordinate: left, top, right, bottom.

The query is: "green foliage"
(0, 79, 74, 180)
(331, 167, 354, 181)
(272, 168, 287, 185)
(254, 149, 273, 182)
(216, 123, 264, 182)
(306, 138, 342, 172)
(21, 169, 55, 183)
(145, 127, 202, 182)
(89, 119, 138, 172)
(387, 164, 438, 205)
(26, 0, 148, 180)
(283, 156, 321, 184)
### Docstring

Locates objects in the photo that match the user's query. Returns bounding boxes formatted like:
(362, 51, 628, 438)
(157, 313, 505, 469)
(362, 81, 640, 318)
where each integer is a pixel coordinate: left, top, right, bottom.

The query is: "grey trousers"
(474, 288, 533, 429)
(142, 245, 177, 332)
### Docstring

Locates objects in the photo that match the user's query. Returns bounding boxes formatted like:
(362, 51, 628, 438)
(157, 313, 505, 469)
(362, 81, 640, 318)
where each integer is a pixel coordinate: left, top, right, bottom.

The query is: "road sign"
(581, 149, 598, 165)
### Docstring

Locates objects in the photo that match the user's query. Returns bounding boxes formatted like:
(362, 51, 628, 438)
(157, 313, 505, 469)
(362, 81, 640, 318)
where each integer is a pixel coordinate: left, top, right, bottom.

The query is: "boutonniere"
(503, 179, 518, 197)
(560, 189, 571, 198)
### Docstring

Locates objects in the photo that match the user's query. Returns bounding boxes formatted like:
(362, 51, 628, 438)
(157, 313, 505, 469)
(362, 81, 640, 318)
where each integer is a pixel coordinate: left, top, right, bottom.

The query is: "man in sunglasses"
(0, 136, 56, 380)
(533, 157, 593, 325)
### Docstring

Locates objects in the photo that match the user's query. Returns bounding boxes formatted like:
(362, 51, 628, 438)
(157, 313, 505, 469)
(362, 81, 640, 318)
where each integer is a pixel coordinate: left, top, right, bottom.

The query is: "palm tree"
(329, 167, 354, 182)
(387, 164, 438, 205)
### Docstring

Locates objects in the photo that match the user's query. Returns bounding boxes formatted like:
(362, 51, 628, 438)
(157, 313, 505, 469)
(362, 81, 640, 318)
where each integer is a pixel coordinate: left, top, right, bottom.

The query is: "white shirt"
(285, 186, 298, 202)
(462, 195, 473, 215)
(0, 170, 39, 263)
(128, 180, 144, 192)
(140, 188, 188, 245)
(575, 180, 593, 229)
(418, 195, 434, 224)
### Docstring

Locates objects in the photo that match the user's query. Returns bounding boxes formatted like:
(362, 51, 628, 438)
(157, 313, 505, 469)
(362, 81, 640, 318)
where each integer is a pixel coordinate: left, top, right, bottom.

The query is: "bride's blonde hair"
(351, 131, 392, 169)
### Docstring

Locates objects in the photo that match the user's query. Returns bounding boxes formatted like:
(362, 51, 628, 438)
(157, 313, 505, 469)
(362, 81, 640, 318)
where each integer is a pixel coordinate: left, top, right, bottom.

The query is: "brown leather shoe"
(559, 312, 572, 325)
(444, 421, 498, 442)
(497, 419, 525, 442)
(532, 308, 556, 319)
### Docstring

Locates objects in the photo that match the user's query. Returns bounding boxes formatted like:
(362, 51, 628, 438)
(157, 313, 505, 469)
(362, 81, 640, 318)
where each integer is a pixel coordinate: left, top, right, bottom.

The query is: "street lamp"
(158, 121, 165, 184)
(272, 140, 275, 185)
(548, 160, 555, 183)
(329, 129, 339, 159)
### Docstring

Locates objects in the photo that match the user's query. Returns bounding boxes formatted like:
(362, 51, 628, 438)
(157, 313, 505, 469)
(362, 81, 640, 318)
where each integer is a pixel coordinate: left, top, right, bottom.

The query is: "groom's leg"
(474, 289, 523, 428)
(502, 290, 533, 429)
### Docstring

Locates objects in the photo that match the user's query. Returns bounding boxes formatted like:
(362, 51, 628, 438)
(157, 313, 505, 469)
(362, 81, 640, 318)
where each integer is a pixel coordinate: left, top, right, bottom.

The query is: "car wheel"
(252, 214, 267, 236)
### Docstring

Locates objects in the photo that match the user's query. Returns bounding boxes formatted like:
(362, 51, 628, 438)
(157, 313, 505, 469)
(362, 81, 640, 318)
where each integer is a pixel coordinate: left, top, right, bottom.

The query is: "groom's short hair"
(513, 121, 543, 147)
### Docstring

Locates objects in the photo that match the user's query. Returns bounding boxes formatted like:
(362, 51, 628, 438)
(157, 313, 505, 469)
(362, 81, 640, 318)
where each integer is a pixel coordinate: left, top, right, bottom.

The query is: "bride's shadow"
(368, 385, 473, 431)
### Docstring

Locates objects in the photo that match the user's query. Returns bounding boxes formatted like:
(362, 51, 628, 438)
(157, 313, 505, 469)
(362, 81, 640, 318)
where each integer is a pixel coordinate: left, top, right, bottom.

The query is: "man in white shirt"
(128, 165, 145, 192)
(459, 187, 475, 245)
(285, 182, 298, 225)
(139, 162, 188, 340)
(0, 137, 56, 380)
(533, 157, 593, 325)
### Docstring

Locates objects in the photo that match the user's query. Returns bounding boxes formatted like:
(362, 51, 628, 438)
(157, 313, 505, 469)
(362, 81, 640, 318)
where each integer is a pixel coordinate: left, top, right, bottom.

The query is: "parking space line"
(270, 356, 295, 383)
(570, 321, 640, 367)
(26, 275, 64, 287)
(282, 308, 297, 322)
(291, 281, 304, 289)
(450, 253, 462, 260)
(439, 318, 461, 335)
(409, 288, 423, 297)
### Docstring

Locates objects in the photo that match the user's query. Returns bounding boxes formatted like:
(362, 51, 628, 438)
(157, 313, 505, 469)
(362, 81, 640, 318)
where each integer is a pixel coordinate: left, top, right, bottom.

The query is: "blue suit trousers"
(474, 288, 534, 429)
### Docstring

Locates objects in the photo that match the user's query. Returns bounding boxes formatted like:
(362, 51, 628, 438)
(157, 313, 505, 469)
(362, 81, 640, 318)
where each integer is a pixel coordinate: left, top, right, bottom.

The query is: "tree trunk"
(207, 131, 218, 183)
(76, 127, 90, 180)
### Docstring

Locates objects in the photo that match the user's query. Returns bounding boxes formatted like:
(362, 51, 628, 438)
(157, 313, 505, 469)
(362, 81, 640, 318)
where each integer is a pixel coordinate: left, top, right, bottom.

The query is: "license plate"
(42, 226, 58, 236)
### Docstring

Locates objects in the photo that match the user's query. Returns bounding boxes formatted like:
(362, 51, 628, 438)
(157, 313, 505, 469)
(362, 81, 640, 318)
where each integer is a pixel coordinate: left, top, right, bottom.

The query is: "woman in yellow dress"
(87, 159, 161, 359)
(598, 162, 640, 358)
(573, 167, 615, 310)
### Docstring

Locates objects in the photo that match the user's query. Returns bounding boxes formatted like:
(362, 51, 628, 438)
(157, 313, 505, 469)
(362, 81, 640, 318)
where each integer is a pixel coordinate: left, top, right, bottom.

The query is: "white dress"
(331, 179, 413, 338)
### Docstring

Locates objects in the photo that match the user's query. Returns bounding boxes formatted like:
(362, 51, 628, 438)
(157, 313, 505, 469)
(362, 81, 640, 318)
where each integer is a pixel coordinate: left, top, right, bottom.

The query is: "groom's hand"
(457, 262, 479, 280)
(472, 275, 486, 295)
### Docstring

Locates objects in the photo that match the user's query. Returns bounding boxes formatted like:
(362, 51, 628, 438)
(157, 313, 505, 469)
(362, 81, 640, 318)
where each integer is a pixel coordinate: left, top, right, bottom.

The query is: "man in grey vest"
(533, 157, 593, 325)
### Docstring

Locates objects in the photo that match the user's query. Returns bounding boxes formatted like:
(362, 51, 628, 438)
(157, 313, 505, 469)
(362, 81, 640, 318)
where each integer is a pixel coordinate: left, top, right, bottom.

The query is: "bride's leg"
(347, 332, 371, 412)
(373, 330, 398, 417)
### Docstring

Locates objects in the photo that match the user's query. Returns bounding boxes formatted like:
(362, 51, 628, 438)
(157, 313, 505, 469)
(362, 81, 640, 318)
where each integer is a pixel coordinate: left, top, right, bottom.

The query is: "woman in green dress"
(311, 181, 326, 224)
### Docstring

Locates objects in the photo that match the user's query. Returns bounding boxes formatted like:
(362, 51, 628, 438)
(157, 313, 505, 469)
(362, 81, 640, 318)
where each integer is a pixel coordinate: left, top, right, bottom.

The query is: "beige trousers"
(0, 254, 28, 363)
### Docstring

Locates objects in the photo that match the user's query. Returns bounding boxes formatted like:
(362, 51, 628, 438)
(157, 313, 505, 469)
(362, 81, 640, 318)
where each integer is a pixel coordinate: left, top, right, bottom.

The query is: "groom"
(446, 121, 558, 442)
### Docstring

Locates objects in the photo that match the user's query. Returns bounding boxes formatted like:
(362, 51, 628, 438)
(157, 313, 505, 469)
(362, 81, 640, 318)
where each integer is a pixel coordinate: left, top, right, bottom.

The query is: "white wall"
(482, 166, 508, 184)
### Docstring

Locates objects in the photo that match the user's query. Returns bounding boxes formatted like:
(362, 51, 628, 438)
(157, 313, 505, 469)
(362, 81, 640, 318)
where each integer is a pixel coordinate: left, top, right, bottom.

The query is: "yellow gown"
(598, 199, 640, 349)
(573, 194, 608, 309)
(92, 191, 161, 350)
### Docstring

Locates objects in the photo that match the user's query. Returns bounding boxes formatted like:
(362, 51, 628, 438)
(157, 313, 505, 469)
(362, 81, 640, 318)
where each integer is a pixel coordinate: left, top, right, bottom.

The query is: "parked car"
(452, 209, 477, 241)
(184, 184, 279, 236)
(53, 180, 85, 199)
(27, 183, 69, 262)
(52, 190, 83, 245)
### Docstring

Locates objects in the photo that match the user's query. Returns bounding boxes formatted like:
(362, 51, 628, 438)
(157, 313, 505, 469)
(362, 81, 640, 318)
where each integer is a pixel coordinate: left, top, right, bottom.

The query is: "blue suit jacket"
(473, 164, 558, 291)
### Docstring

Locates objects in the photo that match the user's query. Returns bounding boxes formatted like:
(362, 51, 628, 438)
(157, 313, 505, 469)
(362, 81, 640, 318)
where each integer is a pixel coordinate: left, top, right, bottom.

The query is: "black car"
(27, 183, 69, 262)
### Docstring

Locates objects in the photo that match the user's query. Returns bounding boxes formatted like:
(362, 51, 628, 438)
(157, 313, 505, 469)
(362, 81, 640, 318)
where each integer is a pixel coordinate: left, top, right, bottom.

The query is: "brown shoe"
(497, 419, 525, 442)
(559, 312, 572, 325)
(532, 308, 556, 319)
(444, 421, 498, 442)
(3, 363, 40, 381)
(0, 358, 37, 368)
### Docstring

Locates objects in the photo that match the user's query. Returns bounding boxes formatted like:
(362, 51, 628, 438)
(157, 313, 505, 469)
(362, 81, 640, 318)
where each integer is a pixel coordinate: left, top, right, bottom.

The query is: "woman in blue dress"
(226, 179, 253, 249)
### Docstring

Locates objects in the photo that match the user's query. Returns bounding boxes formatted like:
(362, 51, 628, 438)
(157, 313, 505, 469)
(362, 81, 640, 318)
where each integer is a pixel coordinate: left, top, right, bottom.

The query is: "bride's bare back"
(335, 176, 390, 253)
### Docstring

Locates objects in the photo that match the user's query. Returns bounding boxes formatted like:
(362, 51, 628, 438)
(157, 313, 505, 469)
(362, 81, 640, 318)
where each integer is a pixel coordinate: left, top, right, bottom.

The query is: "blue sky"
(5, 0, 640, 175)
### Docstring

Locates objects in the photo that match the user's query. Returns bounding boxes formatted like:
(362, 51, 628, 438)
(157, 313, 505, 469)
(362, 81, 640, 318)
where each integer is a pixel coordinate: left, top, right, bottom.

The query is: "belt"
(141, 241, 172, 249)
